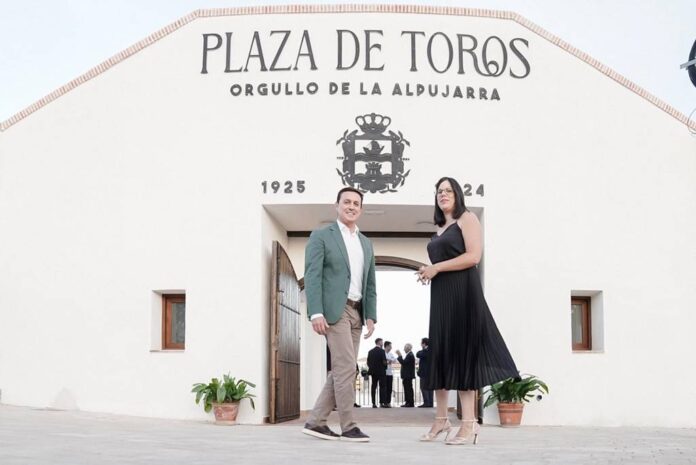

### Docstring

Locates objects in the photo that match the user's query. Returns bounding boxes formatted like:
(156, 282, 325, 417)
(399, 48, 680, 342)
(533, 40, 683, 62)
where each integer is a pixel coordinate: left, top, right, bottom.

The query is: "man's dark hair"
(421, 337, 429, 346)
(384, 341, 392, 348)
(375, 338, 383, 345)
(336, 187, 364, 206)
(433, 177, 468, 227)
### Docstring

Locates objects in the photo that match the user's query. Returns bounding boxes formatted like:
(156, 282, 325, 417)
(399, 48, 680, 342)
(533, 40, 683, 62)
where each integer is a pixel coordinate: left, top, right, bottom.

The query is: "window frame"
(162, 294, 186, 350)
(571, 297, 591, 351)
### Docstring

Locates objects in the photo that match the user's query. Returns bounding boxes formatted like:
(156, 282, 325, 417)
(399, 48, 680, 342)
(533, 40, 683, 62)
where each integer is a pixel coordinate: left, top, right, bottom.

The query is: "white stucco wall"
(1, 8, 695, 426)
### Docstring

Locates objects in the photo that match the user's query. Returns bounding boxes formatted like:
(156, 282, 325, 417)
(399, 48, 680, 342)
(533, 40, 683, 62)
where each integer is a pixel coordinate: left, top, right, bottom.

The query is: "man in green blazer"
(302, 187, 377, 443)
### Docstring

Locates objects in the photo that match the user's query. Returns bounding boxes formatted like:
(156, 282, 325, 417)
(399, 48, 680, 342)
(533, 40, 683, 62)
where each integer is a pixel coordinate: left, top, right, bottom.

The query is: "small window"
(571, 297, 591, 351)
(163, 294, 185, 350)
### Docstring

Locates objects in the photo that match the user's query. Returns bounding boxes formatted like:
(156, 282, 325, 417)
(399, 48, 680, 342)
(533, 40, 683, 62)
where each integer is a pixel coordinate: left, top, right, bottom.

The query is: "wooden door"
(269, 241, 301, 423)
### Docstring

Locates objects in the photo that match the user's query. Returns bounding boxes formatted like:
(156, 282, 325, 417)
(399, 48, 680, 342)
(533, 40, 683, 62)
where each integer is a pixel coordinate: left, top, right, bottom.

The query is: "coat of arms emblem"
(336, 113, 411, 193)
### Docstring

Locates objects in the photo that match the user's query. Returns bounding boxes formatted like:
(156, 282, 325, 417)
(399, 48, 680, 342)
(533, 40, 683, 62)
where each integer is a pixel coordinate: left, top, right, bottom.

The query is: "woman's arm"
(419, 212, 482, 280)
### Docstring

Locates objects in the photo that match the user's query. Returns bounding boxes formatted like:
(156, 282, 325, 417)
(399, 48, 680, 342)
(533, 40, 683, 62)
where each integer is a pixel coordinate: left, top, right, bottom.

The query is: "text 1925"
(262, 180, 306, 194)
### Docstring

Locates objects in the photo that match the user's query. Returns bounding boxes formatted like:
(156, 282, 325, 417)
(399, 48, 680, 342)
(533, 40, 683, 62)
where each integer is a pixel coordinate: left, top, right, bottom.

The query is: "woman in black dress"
(417, 177, 518, 445)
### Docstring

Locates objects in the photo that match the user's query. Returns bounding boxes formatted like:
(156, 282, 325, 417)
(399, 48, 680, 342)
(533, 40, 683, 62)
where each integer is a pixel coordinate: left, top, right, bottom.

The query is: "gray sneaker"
(341, 427, 370, 442)
(302, 423, 340, 441)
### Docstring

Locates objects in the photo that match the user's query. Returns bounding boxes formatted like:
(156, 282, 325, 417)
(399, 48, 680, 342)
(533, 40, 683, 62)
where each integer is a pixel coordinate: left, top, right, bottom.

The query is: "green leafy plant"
(191, 374, 256, 413)
(483, 374, 549, 408)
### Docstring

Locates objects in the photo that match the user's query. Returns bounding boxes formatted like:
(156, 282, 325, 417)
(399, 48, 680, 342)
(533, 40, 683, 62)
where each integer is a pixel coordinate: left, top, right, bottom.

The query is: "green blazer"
(304, 222, 377, 325)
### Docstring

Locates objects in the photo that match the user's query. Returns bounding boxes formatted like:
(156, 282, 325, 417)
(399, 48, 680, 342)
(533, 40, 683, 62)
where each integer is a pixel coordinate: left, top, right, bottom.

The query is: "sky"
(1, 0, 695, 123)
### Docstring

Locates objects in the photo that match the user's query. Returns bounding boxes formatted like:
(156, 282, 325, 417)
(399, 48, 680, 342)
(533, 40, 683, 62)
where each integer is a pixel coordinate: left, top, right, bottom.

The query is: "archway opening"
(356, 256, 430, 407)
(297, 255, 431, 408)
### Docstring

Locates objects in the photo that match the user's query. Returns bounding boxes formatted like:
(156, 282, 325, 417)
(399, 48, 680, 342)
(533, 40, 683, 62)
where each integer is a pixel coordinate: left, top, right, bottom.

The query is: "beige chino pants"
(306, 304, 362, 432)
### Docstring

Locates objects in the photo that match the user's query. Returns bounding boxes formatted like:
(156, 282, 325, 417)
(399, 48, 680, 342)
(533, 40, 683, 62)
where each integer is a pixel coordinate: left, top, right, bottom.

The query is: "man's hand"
(363, 319, 375, 339)
(311, 316, 330, 336)
(395, 349, 402, 356)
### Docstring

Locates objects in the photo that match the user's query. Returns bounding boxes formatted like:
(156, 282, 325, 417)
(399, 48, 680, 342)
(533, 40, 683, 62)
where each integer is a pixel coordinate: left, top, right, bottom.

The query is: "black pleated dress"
(424, 221, 519, 391)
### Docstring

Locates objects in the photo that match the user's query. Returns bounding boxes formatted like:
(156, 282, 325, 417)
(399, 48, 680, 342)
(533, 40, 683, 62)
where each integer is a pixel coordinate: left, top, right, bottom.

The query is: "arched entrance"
(271, 253, 427, 424)
(265, 205, 485, 424)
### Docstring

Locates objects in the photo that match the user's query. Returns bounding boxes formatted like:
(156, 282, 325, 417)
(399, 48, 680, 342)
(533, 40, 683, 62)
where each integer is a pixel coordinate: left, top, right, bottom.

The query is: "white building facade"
(1, 5, 695, 427)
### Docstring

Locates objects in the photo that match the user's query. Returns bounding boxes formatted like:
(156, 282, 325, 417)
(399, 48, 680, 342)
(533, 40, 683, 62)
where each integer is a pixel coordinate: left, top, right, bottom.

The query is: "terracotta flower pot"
(497, 402, 524, 427)
(212, 402, 240, 424)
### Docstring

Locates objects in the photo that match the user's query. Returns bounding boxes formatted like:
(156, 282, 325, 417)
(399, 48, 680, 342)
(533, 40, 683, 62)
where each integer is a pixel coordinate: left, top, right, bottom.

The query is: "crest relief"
(336, 112, 411, 193)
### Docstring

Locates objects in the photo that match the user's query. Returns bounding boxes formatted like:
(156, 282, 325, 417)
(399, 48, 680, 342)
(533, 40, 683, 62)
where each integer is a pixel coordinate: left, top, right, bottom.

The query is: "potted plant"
(191, 374, 256, 424)
(483, 374, 548, 427)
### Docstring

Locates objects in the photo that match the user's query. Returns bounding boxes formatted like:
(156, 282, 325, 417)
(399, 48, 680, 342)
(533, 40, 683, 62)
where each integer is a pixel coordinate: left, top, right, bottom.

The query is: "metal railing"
(354, 369, 425, 407)
(353, 367, 483, 421)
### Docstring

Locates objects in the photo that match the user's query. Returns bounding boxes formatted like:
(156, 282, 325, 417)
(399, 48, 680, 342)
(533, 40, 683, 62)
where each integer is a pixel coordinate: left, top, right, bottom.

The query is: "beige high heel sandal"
(445, 419, 480, 445)
(419, 417, 452, 442)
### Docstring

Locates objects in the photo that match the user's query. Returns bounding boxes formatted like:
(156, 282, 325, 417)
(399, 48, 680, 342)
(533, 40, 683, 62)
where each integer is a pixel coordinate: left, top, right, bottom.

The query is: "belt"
(346, 298, 362, 309)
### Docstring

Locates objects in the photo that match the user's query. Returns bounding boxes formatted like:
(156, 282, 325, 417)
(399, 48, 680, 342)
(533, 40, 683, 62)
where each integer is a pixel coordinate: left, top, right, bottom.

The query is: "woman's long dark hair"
(433, 177, 468, 226)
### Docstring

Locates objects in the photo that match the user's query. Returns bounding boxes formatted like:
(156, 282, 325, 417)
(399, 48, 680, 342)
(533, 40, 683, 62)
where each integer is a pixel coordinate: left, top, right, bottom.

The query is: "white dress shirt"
(386, 351, 397, 376)
(337, 220, 365, 301)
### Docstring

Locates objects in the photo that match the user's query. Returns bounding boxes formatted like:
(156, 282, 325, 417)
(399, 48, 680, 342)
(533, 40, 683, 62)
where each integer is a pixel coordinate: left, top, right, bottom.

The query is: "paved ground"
(1, 405, 695, 465)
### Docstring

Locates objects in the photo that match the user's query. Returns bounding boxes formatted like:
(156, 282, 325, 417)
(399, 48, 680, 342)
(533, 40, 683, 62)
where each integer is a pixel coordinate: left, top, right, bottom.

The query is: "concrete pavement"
(1, 405, 694, 465)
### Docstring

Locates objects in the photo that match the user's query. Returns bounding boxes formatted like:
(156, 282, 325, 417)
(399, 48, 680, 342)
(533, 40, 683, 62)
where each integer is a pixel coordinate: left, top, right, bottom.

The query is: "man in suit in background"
(302, 187, 377, 443)
(396, 343, 415, 407)
(416, 337, 433, 408)
(367, 338, 387, 408)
